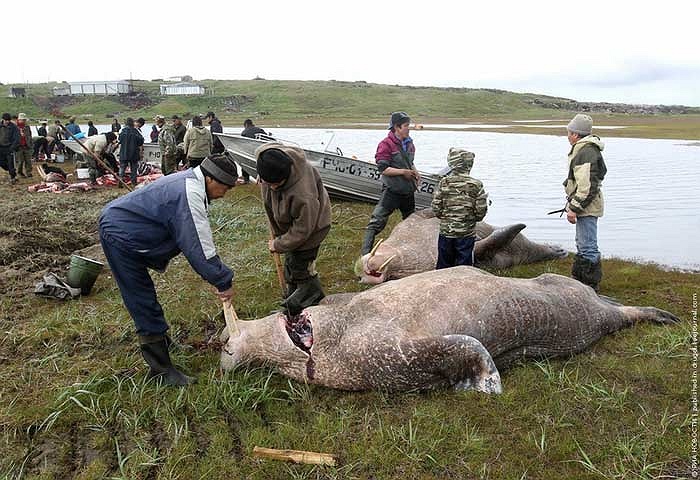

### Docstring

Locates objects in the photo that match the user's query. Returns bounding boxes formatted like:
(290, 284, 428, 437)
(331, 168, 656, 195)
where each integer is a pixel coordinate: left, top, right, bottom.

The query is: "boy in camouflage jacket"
(431, 148, 488, 269)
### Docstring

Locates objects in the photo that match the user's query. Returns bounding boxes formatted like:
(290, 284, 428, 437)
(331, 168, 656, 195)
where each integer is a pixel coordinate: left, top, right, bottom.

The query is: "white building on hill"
(68, 80, 132, 96)
(160, 82, 206, 96)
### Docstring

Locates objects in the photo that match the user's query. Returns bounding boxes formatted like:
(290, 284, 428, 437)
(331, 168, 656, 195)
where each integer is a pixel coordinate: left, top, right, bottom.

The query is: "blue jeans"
(575, 216, 600, 263)
(436, 235, 475, 269)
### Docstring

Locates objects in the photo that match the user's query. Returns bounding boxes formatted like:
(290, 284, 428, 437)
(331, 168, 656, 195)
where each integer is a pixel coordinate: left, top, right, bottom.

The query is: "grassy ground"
(0, 162, 695, 479)
(1, 80, 699, 140)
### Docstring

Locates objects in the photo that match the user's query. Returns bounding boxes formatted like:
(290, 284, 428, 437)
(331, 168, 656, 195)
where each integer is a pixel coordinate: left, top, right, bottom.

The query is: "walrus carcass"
(221, 267, 677, 393)
(357, 209, 567, 284)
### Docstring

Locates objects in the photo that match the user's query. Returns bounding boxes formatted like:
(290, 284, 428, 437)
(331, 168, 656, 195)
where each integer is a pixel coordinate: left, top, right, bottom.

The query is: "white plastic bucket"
(76, 168, 90, 179)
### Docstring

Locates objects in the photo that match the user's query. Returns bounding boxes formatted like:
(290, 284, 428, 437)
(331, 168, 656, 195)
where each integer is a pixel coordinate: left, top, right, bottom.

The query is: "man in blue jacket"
(99, 154, 238, 386)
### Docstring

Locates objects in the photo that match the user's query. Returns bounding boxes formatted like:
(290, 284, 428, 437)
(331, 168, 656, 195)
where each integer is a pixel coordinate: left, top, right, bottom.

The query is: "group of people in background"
(0, 111, 264, 186)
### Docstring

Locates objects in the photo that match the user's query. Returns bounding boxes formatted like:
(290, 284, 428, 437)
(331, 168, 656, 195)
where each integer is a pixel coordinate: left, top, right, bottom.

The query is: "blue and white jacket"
(99, 167, 233, 291)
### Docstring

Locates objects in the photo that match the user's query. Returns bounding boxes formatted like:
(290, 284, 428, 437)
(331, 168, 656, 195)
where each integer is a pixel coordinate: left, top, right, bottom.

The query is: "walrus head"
(355, 239, 398, 284)
(220, 313, 310, 379)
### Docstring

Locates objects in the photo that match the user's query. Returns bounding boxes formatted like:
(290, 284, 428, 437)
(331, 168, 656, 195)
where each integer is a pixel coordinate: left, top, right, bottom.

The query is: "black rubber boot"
(282, 276, 325, 317)
(571, 255, 602, 292)
(361, 229, 377, 256)
(588, 260, 603, 292)
(286, 281, 297, 298)
(139, 335, 196, 386)
(571, 255, 586, 284)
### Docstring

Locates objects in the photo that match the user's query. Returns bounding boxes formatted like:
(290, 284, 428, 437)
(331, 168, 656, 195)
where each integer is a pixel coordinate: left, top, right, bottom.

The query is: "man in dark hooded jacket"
(254, 143, 331, 317)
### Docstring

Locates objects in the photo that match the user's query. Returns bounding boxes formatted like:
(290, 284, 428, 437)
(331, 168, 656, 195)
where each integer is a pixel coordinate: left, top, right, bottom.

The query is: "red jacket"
(374, 131, 416, 194)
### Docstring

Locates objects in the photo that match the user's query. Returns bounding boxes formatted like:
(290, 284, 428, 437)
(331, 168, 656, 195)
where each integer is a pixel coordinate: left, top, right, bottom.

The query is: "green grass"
(0, 179, 694, 479)
(2, 79, 699, 139)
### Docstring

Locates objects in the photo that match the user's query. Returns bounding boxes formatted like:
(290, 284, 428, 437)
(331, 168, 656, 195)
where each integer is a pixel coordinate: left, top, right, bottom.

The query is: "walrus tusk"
(378, 255, 396, 273)
(223, 300, 240, 337)
(369, 238, 384, 257)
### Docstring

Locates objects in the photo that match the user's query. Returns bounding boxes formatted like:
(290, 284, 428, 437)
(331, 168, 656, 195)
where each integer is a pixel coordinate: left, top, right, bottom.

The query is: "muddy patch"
(0, 183, 119, 319)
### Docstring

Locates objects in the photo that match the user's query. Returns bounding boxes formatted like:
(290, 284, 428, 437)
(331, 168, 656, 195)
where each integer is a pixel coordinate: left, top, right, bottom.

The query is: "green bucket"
(67, 255, 104, 295)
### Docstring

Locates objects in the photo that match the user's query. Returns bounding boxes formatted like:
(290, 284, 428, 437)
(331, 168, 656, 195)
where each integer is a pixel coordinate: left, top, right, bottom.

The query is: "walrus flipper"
(474, 223, 527, 263)
(409, 335, 502, 394)
(623, 306, 680, 325)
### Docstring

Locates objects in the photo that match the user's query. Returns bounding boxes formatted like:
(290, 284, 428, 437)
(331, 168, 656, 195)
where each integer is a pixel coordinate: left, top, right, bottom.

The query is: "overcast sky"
(5, 0, 699, 106)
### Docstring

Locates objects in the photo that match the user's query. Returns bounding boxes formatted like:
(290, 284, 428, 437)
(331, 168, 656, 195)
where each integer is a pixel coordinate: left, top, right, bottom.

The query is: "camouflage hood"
(447, 147, 475, 173)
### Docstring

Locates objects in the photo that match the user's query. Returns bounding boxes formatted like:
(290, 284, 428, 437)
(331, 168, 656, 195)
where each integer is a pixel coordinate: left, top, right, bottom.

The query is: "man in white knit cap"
(563, 113, 607, 291)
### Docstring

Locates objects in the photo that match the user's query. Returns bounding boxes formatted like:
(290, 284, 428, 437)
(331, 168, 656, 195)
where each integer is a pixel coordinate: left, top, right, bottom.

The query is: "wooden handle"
(222, 300, 240, 336)
(252, 446, 336, 466)
(259, 182, 287, 296)
(270, 241, 286, 296)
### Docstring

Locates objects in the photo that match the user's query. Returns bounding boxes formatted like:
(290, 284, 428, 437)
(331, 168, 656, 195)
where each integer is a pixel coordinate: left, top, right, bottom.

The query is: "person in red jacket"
(360, 111, 420, 255)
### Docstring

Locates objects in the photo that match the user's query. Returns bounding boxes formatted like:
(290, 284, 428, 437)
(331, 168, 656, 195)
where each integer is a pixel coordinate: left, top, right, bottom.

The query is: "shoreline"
(257, 121, 700, 142)
(224, 115, 700, 141)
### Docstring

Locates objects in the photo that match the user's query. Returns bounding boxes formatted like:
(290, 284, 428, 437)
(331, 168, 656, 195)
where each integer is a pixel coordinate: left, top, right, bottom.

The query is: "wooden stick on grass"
(252, 446, 337, 466)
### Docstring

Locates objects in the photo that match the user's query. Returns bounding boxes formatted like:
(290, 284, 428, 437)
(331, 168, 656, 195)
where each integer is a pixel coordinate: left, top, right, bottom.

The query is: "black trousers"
(283, 247, 324, 315)
(0, 147, 16, 179)
(284, 247, 320, 285)
(361, 188, 415, 254)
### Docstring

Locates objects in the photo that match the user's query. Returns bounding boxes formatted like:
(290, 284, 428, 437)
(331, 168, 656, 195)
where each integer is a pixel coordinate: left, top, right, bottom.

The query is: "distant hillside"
(2, 79, 698, 123)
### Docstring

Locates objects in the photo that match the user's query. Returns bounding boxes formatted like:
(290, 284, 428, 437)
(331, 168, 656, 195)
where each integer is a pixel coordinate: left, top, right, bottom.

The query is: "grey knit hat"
(567, 114, 593, 136)
(200, 154, 239, 186)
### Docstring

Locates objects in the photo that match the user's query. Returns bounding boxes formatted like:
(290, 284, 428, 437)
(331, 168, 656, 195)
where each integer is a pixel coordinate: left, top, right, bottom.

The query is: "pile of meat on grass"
(28, 164, 163, 193)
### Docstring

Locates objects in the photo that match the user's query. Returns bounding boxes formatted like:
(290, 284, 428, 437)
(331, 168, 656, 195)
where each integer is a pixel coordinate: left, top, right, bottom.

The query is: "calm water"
(246, 127, 699, 271)
(52, 124, 699, 270)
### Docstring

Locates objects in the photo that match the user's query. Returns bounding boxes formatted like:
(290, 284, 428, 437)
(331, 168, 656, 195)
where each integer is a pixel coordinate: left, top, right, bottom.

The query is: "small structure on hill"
(8, 87, 26, 98)
(52, 85, 70, 96)
(67, 80, 132, 96)
(165, 75, 193, 83)
(160, 82, 206, 96)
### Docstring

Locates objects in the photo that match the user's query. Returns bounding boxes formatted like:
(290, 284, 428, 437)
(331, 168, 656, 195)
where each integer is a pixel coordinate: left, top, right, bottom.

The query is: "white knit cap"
(567, 113, 593, 135)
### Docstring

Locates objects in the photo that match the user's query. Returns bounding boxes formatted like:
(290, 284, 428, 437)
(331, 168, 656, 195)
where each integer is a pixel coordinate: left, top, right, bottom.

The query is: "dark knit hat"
(256, 148, 292, 183)
(388, 111, 411, 130)
(201, 154, 239, 186)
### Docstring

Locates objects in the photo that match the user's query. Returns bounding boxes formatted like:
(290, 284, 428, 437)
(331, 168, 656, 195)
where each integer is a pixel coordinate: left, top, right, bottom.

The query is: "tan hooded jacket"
(563, 135, 606, 217)
(183, 126, 212, 158)
(256, 143, 332, 253)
